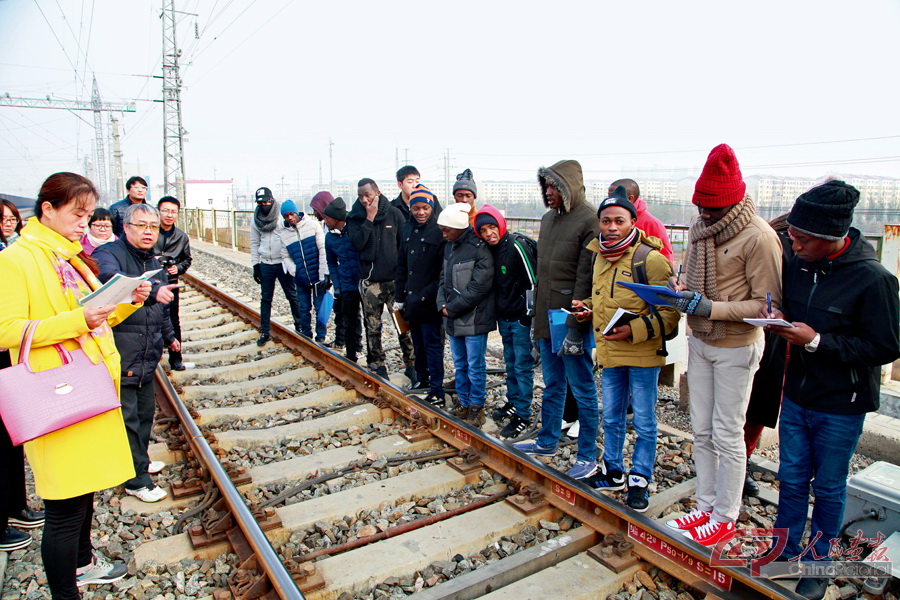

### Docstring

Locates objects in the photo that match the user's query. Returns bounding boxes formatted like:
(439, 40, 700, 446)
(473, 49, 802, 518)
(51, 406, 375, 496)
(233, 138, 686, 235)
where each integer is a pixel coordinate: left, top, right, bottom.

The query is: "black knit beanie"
(453, 169, 477, 198)
(787, 180, 860, 241)
(474, 212, 498, 231)
(323, 197, 348, 221)
(597, 185, 638, 220)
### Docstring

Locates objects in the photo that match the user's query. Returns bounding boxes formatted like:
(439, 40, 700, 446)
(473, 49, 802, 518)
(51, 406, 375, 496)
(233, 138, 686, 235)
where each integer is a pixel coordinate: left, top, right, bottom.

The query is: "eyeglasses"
(91, 222, 112, 230)
(2, 217, 18, 224)
(127, 222, 160, 231)
(160, 209, 179, 215)
(130, 184, 148, 190)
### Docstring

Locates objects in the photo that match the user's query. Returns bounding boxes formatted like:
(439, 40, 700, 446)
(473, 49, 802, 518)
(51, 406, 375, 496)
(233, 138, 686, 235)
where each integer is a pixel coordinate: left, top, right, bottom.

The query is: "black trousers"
(338, 290, 363, 362)
(120, 382, 156, 489)
(43, 493, 94, 600)
(0, 350, 27, 529)
(167, 287, 182, 365)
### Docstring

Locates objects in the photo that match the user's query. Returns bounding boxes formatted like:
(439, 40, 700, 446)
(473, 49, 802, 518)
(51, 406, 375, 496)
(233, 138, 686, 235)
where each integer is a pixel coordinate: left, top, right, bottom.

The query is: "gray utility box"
(844, 461, 900, 575)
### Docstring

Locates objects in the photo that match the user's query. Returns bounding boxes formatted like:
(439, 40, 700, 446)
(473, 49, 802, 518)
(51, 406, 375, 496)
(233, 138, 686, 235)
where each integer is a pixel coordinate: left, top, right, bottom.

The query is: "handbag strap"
(17, 320, 73, 374)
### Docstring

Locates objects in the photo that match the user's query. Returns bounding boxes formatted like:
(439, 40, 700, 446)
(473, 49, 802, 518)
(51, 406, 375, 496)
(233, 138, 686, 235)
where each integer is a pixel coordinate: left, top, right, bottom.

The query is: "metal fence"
(178, 208, 880, 263)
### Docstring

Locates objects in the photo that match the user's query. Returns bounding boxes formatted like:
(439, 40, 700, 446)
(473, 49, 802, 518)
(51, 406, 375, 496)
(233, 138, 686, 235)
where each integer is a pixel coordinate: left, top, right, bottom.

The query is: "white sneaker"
(126, 486, 164, 503)
(148, 461, 166, 474)
(151, 485, 168, 501)
(567, 420, 581, 438)
(76, 555, 128, 587)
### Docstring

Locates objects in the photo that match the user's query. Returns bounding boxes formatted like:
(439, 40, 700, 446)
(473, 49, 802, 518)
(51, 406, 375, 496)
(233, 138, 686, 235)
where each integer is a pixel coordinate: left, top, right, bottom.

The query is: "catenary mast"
(161, 0, 187, 204)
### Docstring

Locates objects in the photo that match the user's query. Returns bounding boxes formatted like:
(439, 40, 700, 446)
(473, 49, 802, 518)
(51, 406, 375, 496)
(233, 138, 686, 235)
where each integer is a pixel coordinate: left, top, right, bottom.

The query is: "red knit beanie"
(692, 144, 747, 207)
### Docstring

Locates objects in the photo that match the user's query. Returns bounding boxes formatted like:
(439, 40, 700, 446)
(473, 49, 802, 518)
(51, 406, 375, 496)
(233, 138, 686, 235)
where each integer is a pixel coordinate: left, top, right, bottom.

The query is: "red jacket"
(633, 196, 674, 264)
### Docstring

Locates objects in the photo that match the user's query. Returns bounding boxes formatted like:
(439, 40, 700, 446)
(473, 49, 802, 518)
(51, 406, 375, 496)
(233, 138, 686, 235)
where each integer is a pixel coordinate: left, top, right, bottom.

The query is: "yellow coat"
(0, 218, 136, 500)
(584, 231, 681, 369)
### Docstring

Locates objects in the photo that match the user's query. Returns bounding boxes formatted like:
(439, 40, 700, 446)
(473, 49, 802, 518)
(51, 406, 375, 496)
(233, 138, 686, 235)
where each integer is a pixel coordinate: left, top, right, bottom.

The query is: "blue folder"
(615, 281, 681, 306)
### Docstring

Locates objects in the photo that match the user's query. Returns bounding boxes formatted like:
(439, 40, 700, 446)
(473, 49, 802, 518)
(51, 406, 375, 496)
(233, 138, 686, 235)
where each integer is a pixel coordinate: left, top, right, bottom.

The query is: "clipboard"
(615, 281, 681, 306)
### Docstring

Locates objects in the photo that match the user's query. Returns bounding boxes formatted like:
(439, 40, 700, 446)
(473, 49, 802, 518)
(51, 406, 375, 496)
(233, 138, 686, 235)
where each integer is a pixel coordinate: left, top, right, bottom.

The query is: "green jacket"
(533, 160, 598, 339)
(584, 231, 680, 368)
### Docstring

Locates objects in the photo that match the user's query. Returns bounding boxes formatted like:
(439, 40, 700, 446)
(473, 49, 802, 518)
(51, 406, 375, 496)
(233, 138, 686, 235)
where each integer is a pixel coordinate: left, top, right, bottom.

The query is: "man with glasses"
(94, 204, 180, 503)
(109, 176, 149, 237)
(152, 196, 192, 371)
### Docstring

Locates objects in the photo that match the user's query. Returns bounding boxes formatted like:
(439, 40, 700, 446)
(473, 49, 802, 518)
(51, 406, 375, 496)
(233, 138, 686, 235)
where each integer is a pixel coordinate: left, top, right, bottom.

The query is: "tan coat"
(584, 233, 680, 368)
(685, 214, 784, 348)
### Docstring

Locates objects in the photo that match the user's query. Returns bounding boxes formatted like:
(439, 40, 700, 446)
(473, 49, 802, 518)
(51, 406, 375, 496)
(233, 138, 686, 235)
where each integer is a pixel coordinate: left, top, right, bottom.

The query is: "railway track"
(131, 272, 804, 600)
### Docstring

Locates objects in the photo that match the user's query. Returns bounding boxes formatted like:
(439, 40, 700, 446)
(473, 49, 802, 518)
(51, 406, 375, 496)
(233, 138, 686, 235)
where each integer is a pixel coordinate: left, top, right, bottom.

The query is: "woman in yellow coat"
(0, 173, 149, 599)
(571, 186, 680, 513)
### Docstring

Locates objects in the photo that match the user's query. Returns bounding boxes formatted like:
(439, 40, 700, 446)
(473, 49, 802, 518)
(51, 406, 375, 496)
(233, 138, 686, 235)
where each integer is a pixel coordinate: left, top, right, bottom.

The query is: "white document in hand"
(78, 269, 162, 309)
(602, 308, 638, 335)
(742, 318, 795, 328)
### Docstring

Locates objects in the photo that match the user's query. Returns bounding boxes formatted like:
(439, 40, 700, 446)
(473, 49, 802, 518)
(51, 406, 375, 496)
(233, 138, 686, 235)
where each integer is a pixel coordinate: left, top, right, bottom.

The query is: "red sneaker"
(665, 508, 711, 531)
(684, 519, 736, 546)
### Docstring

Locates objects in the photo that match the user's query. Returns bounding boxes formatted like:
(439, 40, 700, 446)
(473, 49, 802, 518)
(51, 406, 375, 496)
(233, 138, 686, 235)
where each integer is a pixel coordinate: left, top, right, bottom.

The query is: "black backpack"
(630, 242, 678, 356)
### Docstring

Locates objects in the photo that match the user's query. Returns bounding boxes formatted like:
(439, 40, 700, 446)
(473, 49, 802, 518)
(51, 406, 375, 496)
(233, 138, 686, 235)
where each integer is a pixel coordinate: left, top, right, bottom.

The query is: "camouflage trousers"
(360, 280, 414, 370)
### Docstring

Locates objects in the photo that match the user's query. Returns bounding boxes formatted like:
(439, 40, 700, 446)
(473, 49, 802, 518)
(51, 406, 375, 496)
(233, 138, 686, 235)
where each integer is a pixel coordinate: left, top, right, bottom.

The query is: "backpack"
(630, 242, 678, 356)
(510, 232, 538, 316)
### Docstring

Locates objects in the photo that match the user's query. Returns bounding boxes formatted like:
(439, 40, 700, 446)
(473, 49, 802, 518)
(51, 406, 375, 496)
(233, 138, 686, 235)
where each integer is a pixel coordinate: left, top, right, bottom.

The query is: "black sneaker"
(374, 366, 389, 379)
(626, 473, 650, 512)
(795, 576, 830, 600)
(491, 402, 516, 422)
(500, 415, 529, 439)
(424, 391, 445, 407)
(403, 365, 417, 385)
(256, 333, 271, 346)
(588, 460, 626, 491)
(407, 381, 430, 393)
(744, 460, 760, 497)
(169, 360, 186, 371)
(8, 508, 44, 529)
(0, 526, 31, 551)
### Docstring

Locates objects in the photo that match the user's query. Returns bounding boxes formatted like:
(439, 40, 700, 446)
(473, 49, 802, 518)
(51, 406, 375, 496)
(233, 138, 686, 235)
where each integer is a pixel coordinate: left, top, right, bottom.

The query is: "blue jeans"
(410, 320, 444, 393)
(448, 334, 488, 408)
(296, 284, 327, 340)
(775, 397, 865, 560)
(537, 338, 599, 463)
(498, 318, 535, 420)
(259, 263, 303, 334)
(601, 366, 660, 479)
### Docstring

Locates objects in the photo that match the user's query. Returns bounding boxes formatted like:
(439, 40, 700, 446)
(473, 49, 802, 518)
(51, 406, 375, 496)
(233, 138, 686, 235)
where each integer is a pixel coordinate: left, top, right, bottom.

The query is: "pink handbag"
(0, 321, 121, 445)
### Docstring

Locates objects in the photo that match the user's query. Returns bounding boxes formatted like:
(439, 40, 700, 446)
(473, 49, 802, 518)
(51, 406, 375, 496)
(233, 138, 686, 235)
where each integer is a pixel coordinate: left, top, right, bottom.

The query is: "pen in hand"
(766, 292, 772, 317)
(675, 264, 682, 286)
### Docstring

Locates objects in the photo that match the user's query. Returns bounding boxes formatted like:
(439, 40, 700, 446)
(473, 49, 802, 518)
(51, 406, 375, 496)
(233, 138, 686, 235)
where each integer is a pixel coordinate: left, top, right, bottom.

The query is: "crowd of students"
(1, 143, 897, 600)
(248, 146, 898, 600)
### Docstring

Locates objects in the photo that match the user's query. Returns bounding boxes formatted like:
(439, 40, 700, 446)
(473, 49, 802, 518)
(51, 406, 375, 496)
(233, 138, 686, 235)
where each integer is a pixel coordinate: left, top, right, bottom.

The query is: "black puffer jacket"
(396, 212, 446, 323)
(437, 227, 496, 336)
(782, 228, 900, 415)
(347, 194, 404, 283)
(94, 238, 175, 386)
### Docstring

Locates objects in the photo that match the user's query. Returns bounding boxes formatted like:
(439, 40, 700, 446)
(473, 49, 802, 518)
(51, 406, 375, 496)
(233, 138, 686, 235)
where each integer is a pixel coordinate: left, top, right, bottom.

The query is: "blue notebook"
(615, 281, 681, 306)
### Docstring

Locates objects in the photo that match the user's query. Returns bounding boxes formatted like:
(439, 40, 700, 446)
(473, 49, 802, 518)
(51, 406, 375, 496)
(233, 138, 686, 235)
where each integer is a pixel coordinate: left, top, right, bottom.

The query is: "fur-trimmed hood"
(538, 159, 587, 213)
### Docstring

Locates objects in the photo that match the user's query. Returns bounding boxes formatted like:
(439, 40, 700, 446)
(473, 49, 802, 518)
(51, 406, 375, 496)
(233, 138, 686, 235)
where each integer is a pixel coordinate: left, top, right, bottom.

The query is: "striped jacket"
(280, 214, 325, 287)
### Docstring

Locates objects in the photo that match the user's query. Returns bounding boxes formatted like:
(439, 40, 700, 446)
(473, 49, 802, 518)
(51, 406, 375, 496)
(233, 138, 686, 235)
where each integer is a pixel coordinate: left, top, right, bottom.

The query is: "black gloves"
(253, 263, 262, 284)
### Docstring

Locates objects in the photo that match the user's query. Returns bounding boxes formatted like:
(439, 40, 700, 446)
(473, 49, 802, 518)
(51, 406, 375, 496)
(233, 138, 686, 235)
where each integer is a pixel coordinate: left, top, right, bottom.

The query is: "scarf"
(684, 195, 756, 341)
(86, 231, 116, 250)
(18, 217, 117, 364)
(597, 228, 638, 263)
(254, 202, 278, 232)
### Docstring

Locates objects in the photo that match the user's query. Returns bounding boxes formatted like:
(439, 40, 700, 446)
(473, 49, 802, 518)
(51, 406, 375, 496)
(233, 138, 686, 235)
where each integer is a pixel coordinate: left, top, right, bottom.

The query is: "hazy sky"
(2, 0, 899, 202)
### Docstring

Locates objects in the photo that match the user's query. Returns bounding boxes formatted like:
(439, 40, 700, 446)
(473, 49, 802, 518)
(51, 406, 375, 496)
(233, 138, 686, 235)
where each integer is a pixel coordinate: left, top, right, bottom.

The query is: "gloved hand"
(558, 328, 584, 356)
(659, 290, 712, 317)
(314, 280, 327, 296)
(253, 263, 262, 284)
(392, 302, 405, 312)
(323, 274, 332, 290)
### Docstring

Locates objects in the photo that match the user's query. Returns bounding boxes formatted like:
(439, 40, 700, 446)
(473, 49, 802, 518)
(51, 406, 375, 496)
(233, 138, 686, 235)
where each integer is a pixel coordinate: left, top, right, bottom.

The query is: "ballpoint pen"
(766, 291, 772, 316)
(675, 264, 683, 286)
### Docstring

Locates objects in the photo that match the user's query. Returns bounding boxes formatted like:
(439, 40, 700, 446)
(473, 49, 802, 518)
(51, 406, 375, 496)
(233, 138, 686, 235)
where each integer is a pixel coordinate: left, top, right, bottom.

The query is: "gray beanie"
(453, 168, 477, 198)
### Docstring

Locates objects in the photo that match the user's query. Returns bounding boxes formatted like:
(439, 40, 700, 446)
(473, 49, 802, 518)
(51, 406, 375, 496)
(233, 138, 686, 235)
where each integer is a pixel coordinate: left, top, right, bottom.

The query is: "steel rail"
(155, 365, 304, 600)
(179, 272, 803, 600)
